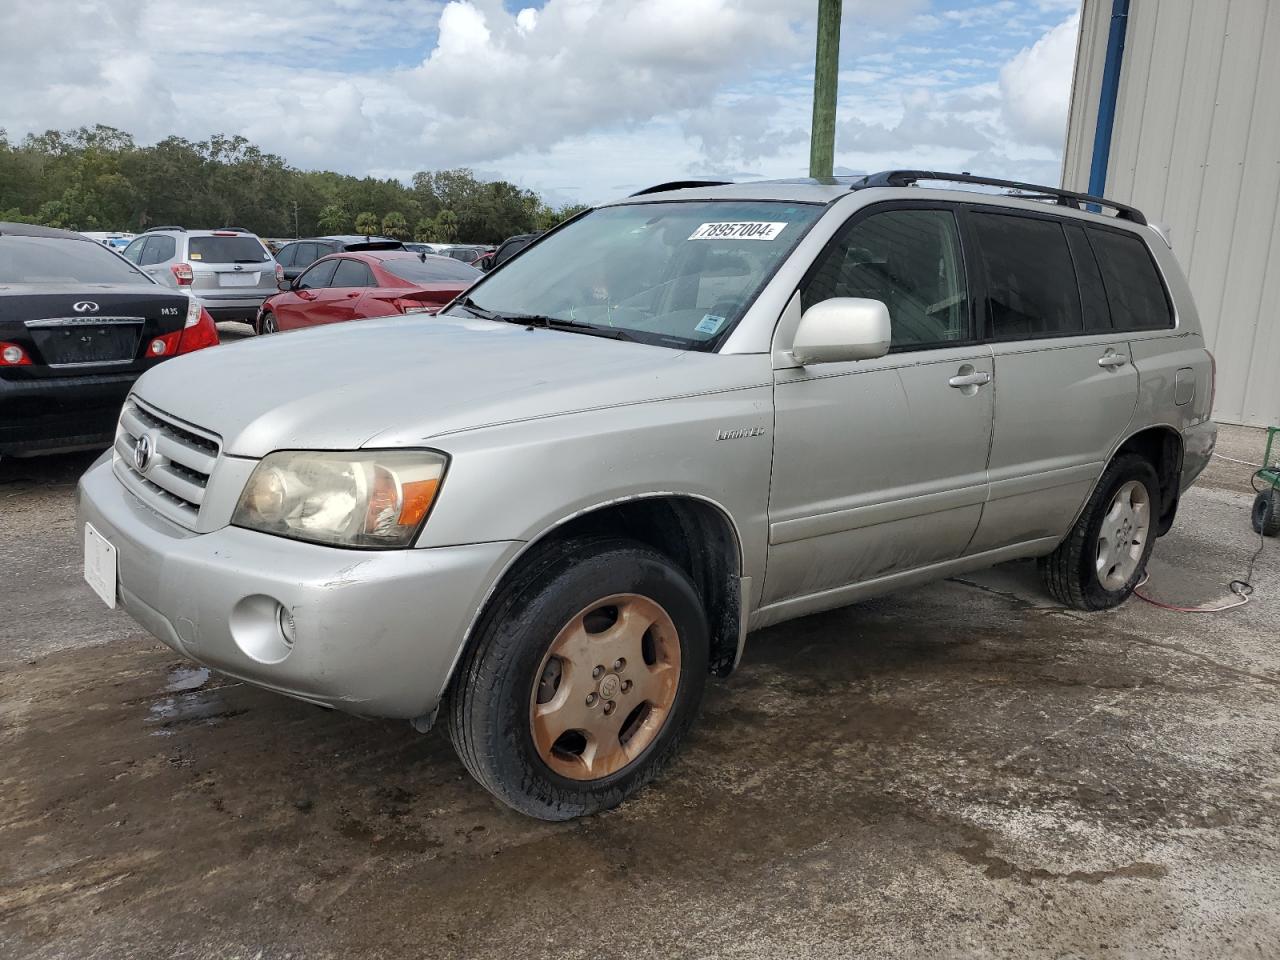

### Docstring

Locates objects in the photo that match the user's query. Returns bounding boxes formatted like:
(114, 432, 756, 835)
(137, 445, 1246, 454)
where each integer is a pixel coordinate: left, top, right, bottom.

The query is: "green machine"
(1253, 427, 1280, 536)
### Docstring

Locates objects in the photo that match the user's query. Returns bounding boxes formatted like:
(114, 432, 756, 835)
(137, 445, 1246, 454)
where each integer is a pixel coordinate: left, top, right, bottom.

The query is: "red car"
(257, 250, 482, 334)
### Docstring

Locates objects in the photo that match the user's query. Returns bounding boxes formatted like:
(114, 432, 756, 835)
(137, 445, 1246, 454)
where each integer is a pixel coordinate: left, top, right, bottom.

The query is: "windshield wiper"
(456, 295, 503, 321)
(456, 297, 634, 341)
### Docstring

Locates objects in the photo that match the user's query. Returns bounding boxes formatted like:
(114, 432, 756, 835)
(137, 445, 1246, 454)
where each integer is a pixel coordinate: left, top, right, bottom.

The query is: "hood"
(130, 314, 758, 457)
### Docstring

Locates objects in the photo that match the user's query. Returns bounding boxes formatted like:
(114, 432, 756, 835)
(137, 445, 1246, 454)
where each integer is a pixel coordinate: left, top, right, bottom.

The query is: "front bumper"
(76, 454, 519, 719)
(0, 372, 134, 456)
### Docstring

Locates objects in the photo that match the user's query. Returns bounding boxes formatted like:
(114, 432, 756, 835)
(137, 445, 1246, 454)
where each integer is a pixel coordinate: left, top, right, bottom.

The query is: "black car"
(477, 233, 538, 272)
(274, 235, 404, 281)
(0, 223, 219, 457)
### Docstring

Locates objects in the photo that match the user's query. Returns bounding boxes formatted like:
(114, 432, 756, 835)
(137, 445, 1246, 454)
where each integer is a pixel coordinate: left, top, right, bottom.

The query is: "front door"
(764, 204, 995, 607)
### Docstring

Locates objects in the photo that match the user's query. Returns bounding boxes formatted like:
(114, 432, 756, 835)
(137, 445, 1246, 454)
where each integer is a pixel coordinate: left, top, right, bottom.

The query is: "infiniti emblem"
(133, 435, 153, 473)
(73, 300, 99, 313)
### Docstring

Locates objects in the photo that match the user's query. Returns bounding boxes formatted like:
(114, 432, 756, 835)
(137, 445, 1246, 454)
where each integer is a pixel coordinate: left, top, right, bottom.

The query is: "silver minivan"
(122, 228, 280, 321)
(79, 172, 1216, 820)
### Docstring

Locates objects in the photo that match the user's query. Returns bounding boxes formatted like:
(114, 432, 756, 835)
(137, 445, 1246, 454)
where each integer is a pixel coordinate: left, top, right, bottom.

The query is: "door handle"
(1097, 353, 1128, 368)
(948, 371, 991, 388)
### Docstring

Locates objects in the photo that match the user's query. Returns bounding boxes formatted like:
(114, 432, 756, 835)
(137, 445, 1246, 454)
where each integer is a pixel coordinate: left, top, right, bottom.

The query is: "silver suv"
(78, 171, 1216, 820)
(122, 227, 280, 321)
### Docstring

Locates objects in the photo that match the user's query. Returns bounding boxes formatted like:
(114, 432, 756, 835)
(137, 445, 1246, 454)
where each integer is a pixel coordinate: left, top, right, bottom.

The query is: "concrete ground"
(1, 424, 1278, 959)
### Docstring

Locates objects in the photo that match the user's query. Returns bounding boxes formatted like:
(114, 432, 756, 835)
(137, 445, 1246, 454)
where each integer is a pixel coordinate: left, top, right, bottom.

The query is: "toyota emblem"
(73, 300, 100, 313)
(133, 435, 153, 473)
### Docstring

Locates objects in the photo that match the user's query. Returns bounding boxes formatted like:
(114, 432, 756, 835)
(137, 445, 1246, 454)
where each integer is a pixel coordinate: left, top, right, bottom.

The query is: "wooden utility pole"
(808, 0, 842, 179)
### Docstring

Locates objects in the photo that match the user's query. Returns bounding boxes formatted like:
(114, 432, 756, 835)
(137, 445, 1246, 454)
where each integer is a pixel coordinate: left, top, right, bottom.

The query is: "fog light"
(277, 605, 297, 647)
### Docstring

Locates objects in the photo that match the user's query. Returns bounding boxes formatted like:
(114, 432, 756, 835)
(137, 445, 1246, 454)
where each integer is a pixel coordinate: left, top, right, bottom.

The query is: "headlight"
(232, 450, 448, 548)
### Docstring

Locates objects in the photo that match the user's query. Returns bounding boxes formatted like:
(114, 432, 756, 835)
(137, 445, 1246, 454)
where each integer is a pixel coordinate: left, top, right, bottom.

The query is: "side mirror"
(791, 297, 891, 365)
(277, 278, 292, 292)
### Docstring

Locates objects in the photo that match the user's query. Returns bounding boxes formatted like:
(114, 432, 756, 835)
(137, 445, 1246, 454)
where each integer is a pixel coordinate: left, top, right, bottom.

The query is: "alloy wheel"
(1095, 479, 1151, 590)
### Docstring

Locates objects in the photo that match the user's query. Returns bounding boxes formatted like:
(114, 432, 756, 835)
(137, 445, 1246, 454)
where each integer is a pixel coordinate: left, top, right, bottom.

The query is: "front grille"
(114, 398, 221, 528)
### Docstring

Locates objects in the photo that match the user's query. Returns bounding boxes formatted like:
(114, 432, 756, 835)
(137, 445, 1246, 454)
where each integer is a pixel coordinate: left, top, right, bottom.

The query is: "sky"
(0, 0, 1082, 205)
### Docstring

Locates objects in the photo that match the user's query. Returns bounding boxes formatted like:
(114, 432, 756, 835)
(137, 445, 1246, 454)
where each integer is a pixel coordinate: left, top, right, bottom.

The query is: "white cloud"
(999, 12, 1080, 148)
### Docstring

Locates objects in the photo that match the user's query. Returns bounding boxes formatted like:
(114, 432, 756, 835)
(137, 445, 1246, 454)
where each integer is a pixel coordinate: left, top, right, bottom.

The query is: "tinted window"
(297, 259, 338, 290)
(331, 258, 374, 287)
(1087, 228, 1173, 331)
(122, 237, 146, 264)
(804, 208, 968, 349)
(187, 236, 270, 264)
(1064, 224, 1111, 332)
(381, 255, 481, 285)
(494, 236, 533, 267)
(973, 213, 1082, 340)
(0, 236, 151, 284)
(275, 243, 297, 267)
(140, 235, 175, 265)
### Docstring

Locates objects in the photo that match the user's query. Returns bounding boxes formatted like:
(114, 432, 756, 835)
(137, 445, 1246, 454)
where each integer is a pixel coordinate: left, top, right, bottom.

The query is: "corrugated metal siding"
(1063, 0, 1280, 427)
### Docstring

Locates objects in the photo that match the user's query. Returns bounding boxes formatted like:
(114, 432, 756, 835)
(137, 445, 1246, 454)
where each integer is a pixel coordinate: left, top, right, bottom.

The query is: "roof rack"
(143, 225, 186, 233)
(630, 180, 733, 197)
(854, 170, 1147, 225)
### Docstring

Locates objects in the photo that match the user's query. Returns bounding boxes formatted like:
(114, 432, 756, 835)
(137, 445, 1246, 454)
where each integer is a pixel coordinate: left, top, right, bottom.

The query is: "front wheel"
(1040, 454, 1161, 610)
(447, 538, 708, 820)
(258, 311, 278, 335)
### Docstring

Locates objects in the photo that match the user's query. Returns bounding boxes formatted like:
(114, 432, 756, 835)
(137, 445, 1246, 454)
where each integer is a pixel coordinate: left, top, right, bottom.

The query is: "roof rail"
(630, 180, 733, 197)
(854, 170, 1147, 225)
(143, 225, 186, 233)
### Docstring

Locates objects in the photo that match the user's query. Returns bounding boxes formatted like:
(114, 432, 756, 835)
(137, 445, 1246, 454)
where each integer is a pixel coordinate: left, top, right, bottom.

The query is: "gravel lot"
(2, 424, 1277, 959)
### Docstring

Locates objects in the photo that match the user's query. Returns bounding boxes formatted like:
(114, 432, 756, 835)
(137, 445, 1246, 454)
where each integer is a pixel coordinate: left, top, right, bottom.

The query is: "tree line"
(0, 125, 590, 244)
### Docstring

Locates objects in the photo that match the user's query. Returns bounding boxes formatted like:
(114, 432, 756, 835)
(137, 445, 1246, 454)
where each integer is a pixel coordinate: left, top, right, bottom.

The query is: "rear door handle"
(949, 371, 992, 388)
(1098, 353, 1128, 368)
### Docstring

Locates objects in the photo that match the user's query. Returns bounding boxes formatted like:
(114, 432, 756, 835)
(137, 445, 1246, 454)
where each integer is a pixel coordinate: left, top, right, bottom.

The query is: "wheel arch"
(1111, 425, 1184, 536)
(444, 493, 747, 707)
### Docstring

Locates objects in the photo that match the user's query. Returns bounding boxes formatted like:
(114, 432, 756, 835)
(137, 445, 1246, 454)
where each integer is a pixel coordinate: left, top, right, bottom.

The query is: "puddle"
(165, 665, 210, 693)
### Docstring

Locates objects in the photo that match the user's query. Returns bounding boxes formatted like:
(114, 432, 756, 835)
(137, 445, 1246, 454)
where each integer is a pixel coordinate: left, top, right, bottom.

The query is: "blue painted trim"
(1088, 0, 1131, 201)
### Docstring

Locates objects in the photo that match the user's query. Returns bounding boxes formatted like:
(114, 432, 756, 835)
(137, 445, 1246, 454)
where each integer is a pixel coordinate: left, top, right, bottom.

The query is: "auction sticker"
(688, 221, 787, 241)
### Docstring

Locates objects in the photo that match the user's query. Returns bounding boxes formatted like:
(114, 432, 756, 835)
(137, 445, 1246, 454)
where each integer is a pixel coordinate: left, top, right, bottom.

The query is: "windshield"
(188, 236, 271, 263)
(0, 236, 152, 285)
(448, 200, 822, 349)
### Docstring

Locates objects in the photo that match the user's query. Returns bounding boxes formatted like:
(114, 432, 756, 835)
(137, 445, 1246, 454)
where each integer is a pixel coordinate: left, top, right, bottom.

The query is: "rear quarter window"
(1086, 227, 1173, 331)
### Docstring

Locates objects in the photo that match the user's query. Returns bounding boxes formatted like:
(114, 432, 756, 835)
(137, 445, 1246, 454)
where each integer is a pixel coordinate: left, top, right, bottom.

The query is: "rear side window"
(331, 259, 374, 287)
(187, 236, 270, 264)
(1086, 228, 1173, 330)
(122, 238, 146, 264)
(973, 213, 1082, 340)
(276, 244, 297, 267)
(1064, 224, 1111, 332)
(140, 235, 175, 265)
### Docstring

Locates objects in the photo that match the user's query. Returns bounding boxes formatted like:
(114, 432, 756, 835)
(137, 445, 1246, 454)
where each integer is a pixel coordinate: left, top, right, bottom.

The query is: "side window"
(275, 244, 296, 267)
(297, 259, 338, 290)
(122, 238, 147, 264)
(141, 235, 175, 265)
(1086, 227, 1174, 331)
(331, 258, 373, 287)
(972, 213, 1082, 340)
(1064, 224, 1112, 332)
(802, 208, 969, 350)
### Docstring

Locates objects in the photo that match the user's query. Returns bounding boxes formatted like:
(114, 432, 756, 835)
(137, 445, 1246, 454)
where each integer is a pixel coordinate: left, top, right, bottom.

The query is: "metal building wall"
(1062, 0, 1280, 427)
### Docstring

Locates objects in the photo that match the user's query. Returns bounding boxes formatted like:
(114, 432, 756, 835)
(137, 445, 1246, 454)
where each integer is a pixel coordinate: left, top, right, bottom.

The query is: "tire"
(1039, 454, 1161, 611)
(259, 311, 278, 335)
(447, 537, 709, 820)
(1253, 490, 1280, 536)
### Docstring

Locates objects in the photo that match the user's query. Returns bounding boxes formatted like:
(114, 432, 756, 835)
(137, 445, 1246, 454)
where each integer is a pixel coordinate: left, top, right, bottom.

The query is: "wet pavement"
(2, 428, 1278, 959)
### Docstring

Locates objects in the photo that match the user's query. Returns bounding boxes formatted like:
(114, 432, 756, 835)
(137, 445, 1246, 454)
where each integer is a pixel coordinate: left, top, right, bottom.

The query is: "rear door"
(963, 207, 1139, 554)
(187, 233, 276, 299)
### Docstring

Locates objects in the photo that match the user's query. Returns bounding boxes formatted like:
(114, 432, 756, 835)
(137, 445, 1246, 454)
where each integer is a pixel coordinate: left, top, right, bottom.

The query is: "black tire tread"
(1254, 490, 1280, 537)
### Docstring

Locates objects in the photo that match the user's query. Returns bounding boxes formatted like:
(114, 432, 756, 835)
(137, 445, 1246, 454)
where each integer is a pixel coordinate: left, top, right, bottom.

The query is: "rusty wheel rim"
(529, 593, 682, 781)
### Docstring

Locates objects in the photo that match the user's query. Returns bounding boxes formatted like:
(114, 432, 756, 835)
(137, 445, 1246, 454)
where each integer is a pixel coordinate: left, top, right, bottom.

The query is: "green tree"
(432, 209, 459, 242)
(381, 211, 409, 239)
(354, 211, 379, 237)
(414, 217, 435, 242)
(316, 203, 349, 234)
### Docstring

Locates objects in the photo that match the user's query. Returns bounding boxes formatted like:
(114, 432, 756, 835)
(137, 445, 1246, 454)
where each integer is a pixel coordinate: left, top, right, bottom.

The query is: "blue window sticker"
(695, 314, 725, 335)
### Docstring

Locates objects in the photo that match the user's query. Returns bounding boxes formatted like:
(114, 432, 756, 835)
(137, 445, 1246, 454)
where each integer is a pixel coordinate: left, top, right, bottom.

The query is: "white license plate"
(219, 272, 259, 287)
(84, 522, 118, 609)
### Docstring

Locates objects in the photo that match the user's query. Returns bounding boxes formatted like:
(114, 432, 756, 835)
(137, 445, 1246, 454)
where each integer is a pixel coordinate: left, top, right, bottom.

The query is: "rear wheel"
(1040, 454, 1160, 610)
(1253, 489, 1280, 536)
(447, 538, 708, 820)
